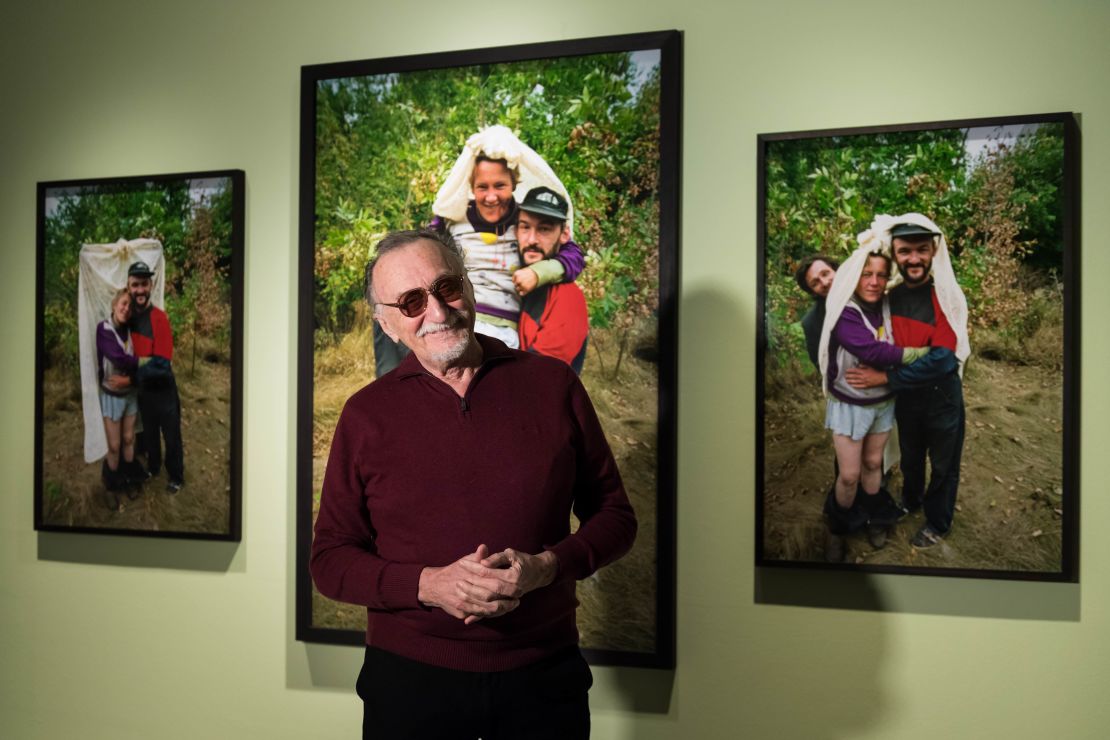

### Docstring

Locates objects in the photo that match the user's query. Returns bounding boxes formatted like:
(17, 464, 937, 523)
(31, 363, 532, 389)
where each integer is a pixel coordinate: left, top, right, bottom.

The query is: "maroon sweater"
(310, 335, 636, 671)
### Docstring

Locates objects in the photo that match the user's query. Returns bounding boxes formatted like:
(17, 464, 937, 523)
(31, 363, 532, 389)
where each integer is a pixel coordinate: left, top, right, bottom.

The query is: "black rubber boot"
(861, 486, 903, 527)
(824, 485, 867, 535)
(121, 459, 147, 499)
(101, 461, 120, 511)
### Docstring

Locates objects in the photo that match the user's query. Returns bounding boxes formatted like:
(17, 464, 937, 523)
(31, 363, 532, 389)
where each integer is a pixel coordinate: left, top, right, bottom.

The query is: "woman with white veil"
(373, 126, 586, 377)
(817, 237, 928, 561)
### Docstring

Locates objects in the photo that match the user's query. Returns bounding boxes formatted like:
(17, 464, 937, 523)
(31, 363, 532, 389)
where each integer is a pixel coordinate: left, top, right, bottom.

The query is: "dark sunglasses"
(378, 274, 466, 318)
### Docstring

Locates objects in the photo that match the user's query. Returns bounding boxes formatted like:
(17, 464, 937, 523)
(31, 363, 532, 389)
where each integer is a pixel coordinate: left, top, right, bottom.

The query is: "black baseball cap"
(127, 261, 154, 278)
(890, 223, 940, 239)
(519, 186, 568, 221)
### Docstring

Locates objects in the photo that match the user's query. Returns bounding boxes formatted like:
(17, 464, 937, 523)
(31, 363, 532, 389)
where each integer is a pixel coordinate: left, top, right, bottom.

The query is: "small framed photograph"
(35, 170, 245, 541)
(296, 31, 680, 667)
(757, 113, 1079, 580)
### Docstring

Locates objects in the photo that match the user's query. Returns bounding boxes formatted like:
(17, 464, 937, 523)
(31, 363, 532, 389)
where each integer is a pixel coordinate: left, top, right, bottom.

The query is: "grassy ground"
(762, 353, 1065, 571)
(309, 323, 659, 654)
(39, 352, 233, 535)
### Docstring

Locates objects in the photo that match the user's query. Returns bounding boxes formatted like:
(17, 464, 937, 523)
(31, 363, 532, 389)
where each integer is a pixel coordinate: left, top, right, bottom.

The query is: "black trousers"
(895, 372, 965, 534)
(138, 382, 184, 483)
(356, 646, 592, 740)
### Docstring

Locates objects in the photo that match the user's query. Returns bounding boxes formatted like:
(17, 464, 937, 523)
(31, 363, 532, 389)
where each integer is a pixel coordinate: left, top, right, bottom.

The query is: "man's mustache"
(416, 311, 468, 337)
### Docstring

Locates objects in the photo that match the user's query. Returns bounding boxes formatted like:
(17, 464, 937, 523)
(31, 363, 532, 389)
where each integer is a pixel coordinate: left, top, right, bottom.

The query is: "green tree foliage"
(1000, 124, 1065, 271)
(313, 52, 661, 341)
(42, 179, 236, 370)
(764, 124, 1065, 374)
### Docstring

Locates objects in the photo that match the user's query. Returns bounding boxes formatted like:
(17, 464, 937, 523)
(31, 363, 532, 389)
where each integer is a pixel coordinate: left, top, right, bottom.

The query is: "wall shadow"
(37, 530, 239, 572)
(684, 281, 891, 738)
(757, 566, 1080, 621)
(599, 665, 675, 714)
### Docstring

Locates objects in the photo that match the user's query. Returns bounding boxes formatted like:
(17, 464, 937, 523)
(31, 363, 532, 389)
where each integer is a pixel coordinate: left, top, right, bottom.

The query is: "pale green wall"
(2, 0, 1107, 738)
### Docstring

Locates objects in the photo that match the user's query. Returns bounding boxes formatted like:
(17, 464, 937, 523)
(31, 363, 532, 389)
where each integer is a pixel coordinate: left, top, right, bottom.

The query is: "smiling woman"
(818, 246, 911, 561)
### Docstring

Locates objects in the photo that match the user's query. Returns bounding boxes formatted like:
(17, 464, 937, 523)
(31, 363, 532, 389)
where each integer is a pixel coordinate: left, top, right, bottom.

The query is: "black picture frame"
(35, 169, 245, 541)
(296, 31, 680, 668)
(756, 113, 1079, 581)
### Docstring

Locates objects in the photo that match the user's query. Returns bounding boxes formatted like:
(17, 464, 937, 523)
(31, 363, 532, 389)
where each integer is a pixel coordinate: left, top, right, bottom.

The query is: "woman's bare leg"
(860, 431, 891, 496)
(102, 417, 121, 471)
(121, 413, 137, 463)
(831, 434, 863, 509)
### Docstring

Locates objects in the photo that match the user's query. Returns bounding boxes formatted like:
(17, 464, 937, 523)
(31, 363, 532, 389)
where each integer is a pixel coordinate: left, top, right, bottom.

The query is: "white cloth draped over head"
(431, 124, 574, 234)
(817, 213, 971, 400)
(817, 239, 889, 399)
(78, 238, 165, 463)
(816, 225, 904, 470)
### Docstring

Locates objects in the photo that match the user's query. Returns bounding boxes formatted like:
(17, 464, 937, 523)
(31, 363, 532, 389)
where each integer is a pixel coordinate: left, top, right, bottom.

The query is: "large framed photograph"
(296, 31, 680, 667)
(35, 170, 244, 541)
(757, 114, 1079, 580)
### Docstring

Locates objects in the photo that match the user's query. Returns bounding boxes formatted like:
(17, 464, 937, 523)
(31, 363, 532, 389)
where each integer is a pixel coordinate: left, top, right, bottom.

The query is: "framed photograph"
(35, 170, 245, 541)
(296, 31, 680, 667)
(757, 113, 1079, 580)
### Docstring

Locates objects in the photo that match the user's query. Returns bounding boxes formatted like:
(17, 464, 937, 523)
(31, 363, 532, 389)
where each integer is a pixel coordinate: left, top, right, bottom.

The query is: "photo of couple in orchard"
(37, 174, 241, 538)
(306, 47, 668, 653)
(761, 118, 1075, 576)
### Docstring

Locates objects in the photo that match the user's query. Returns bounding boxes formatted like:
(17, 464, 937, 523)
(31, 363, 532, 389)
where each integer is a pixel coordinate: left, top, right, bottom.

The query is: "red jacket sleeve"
(152, 308, 175, 361)
(527, 285, 589, 367)
(930, 289, 958, 352)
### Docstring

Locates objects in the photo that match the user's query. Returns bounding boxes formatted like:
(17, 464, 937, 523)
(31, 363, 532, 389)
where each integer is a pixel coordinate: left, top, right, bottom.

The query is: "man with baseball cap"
(127, 260, 185, 492)
(515, 187, 589, 373)
(846, 215, 969, 548)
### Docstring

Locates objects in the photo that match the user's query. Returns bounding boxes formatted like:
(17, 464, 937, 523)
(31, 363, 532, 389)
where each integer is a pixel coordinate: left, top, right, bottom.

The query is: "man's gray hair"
(364, 228, 465, 310)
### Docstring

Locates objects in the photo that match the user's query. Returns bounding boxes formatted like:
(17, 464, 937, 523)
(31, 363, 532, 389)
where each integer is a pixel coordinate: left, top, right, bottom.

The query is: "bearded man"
(846, 215, 970, 548)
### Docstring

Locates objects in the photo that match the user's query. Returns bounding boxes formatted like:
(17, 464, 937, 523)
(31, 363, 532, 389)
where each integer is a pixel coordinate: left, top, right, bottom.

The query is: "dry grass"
(309, 324, 660, 653)
(762, 354, 1065, 572)
(40, 344, 233, 535)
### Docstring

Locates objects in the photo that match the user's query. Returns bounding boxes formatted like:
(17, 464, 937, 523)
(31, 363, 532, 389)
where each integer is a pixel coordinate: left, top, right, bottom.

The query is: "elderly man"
(311, 228, 636, 739)
(846, 217, 968, 548)
(516, 187, 589, 373)
(794, 254, 839, 370)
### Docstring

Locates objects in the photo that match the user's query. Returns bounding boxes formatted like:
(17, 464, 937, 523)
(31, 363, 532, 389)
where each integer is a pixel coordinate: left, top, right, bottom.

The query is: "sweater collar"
(395, 333, 515, 380)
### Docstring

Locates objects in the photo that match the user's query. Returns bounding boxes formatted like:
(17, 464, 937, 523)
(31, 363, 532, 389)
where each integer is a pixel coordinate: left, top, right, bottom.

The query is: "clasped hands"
(418, 544, 557, 625)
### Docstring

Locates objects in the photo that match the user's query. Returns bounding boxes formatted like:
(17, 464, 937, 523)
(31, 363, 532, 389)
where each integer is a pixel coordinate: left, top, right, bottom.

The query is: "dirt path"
(762, 355, 1065, 572)
(40, 358, 233, 535)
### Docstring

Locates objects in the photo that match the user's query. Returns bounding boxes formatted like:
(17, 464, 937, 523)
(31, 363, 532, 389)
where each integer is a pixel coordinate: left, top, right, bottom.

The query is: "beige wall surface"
(2, 1, 1108, 738)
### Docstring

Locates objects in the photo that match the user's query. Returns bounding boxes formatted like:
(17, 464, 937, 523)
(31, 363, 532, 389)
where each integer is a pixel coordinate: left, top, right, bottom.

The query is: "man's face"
(127, 275, 151, 309)
(804, 259, 836, 298)
(373, 240, 476, 367)
(516, 210, 570, 266)
(892, 237, 936, 287)
(471, 160, 514, 224)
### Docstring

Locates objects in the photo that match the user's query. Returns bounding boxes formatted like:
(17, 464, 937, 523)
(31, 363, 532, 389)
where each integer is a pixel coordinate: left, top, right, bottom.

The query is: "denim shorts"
(99, 389, 138, 422)
(825, 397, 895, 441)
